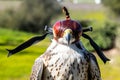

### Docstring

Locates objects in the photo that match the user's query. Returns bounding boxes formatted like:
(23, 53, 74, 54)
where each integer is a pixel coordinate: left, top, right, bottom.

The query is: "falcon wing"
(75, 41, 101, 80)
(30, 57, 43, 80)
(88, 53, 102, 80)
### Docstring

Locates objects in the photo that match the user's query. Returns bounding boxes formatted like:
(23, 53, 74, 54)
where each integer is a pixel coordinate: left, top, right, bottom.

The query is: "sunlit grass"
(0, 42, 50, 80)
(70, 9, 107, 22)
(0, 28, 34, 45)
(100, 54, 120, 80)
(0, 28, 50, 80)
(0, 44, 48, 80)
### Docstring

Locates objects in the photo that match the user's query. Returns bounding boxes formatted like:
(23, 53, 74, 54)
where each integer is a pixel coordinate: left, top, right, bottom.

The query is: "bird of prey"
(7, 7, 110, 80)
(30, 7, 102, 80)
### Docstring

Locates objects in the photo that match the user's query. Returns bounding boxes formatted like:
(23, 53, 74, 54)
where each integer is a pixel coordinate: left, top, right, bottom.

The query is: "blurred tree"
(101, 0, 120, 16)
(17, 0, 61, 33)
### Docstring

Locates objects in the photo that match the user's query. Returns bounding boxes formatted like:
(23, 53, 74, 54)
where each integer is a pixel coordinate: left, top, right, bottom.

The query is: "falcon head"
(53, 20, 82, 45)
(52, 7, 82, 45)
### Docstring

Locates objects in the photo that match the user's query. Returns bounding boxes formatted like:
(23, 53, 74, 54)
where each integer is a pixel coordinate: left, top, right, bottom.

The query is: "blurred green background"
(0, 0, 120, 80)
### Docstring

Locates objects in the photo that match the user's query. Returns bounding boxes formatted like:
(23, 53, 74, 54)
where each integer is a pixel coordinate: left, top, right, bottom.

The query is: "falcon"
(7, 7, 110, 80)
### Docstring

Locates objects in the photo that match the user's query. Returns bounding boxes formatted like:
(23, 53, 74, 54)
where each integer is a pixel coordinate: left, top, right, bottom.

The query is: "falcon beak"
(66, 33, 71, 45)
(64, 29, 73, 45)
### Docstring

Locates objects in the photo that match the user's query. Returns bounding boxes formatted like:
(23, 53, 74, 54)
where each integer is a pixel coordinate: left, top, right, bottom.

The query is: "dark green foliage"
(102, 0, 120, 16)
(79, 20, 91, 27)
(100, 22, 117, 49)
(0, 0, 61, 33)
(0, 9, 17, 29)
(17, 0, 61, 33)
(81, 22, 117, 51)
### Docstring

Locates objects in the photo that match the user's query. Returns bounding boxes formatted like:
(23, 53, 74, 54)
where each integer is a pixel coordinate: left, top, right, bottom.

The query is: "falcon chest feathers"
(30, 15, 101, 80)
(40, 40, 90, 80)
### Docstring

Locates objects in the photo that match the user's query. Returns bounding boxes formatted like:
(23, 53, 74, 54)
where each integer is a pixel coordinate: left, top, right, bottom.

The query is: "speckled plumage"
(30, 7, 101, 79)
(30, 39, 101, 80)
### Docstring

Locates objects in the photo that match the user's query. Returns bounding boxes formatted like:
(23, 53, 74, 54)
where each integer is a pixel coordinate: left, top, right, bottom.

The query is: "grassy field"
(0, 28, 50, 80)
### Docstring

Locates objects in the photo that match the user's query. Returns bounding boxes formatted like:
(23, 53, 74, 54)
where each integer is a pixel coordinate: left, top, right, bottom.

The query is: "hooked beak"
(65, 33, 71, 45)
(64, 29, 73, 45)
